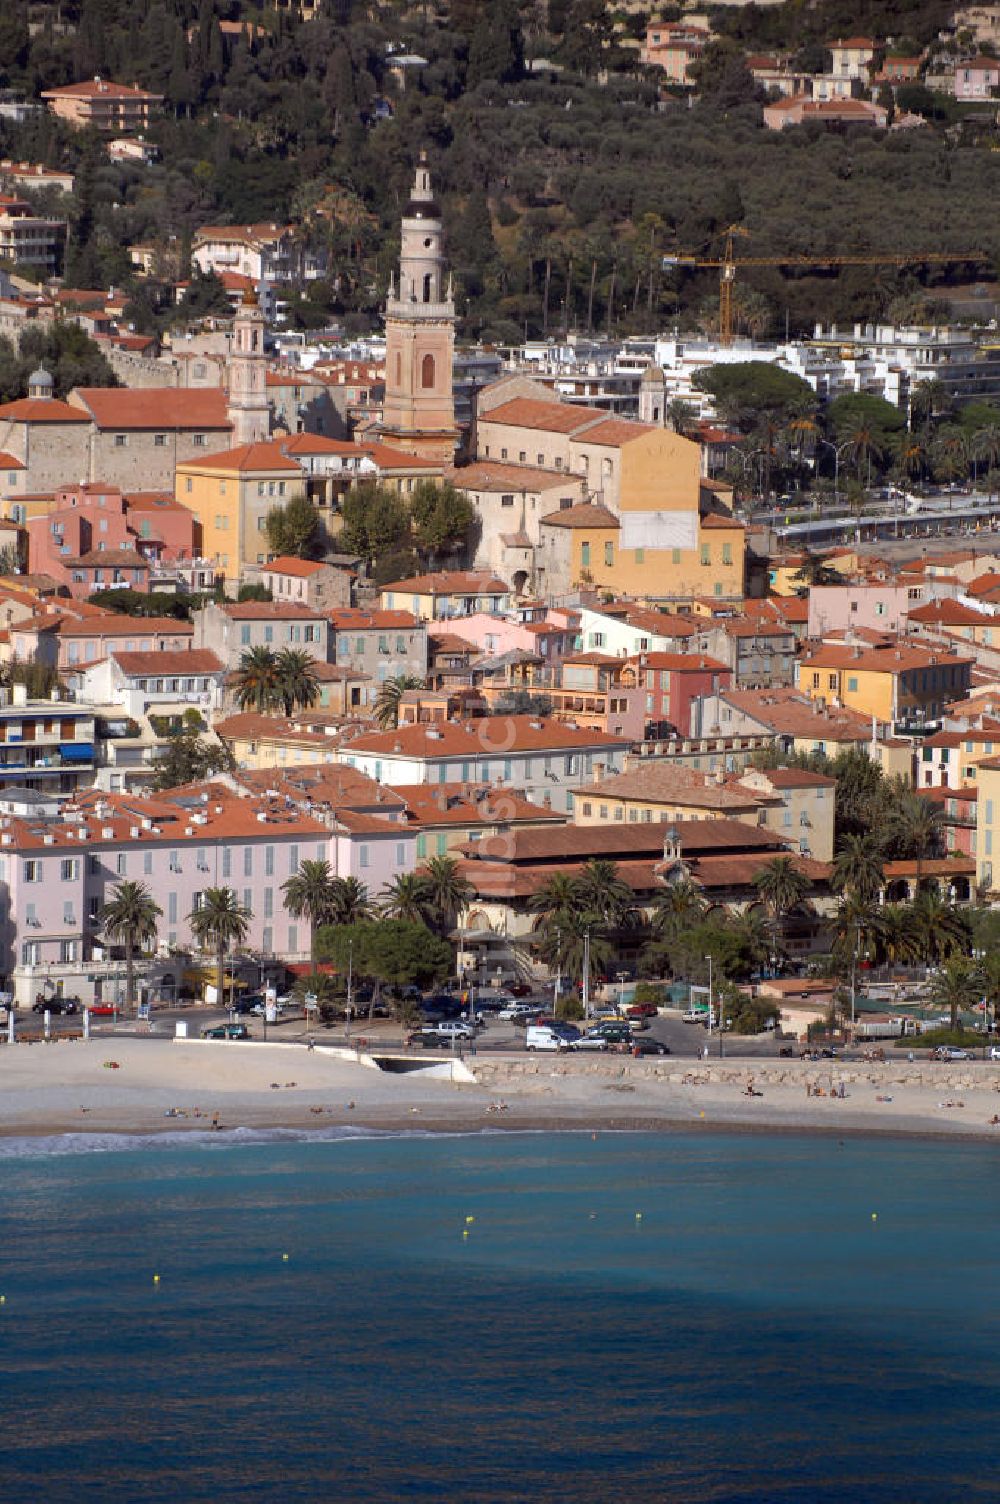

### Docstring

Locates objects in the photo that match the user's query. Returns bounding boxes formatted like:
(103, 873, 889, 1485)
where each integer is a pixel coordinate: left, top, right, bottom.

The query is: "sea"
(0, 1127, 998, 1503)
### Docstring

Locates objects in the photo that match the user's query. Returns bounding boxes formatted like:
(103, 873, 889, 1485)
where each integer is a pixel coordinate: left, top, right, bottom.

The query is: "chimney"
(593, 761, 605, 783)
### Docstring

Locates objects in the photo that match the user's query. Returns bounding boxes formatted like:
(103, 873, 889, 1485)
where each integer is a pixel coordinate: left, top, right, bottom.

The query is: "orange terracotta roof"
(799, 643, 973, 672)
(329, 608, 420, 629)
(42, 78, 162, 101)
(446, 461, 571, 492)
(344, 715, 631, 759)
(626, 652, 730, 672)
(382, 570, 509, 596)
(539, 503, 619, 529)
(260, 556, 327, 578)
(111, 649, 224, 676)
(71, 388, 230, 430)
(0, 451, 25, 468)
(573, 417, 653, 447)
(0, 397, 89, 424)
(480, 398, 609, 434)
(221, 602, 325, 620)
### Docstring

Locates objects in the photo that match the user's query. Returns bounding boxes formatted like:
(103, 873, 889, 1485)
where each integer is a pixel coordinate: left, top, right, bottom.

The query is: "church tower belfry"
(228, 288, 270, 447)
(378, 152, 458, 465)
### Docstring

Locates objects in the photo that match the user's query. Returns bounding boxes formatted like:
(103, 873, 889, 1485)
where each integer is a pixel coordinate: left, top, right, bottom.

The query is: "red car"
(88, 1002, 119, 1016)
(626, 1002, 659, 1019)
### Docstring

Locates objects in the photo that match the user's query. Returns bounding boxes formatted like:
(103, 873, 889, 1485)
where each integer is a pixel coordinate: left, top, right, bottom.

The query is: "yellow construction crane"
(662, 226, 987, 346)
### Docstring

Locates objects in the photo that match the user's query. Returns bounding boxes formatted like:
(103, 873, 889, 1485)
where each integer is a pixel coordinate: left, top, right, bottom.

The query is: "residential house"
(690, 687, 875, 759)
(41, 77, 162, 132)
(640, 20, 710, 84)
(702, 616, 797, 688)
(388, 782, 566, 862)
(12, 610, 193, 673)
(828, 37, 878, 80)
(257, 556, 352, 612)
(337, 716, 633, 814)
(0, 160, 76, 195)
(545, 653, 646, 740)
(175, 439, 303, 582)
(380, 570, 512, 621)
(213, 711, 349, 770)
(192, 221, 327, 287)
(193, 600, 329, 669)
(625, 652, 732, 735)
(918, 785, 976, 858)
(795, 642, 973, 730)
(735, 766, 837, 863)
(955, 56, 1000, 99)
(0, 195, 66, 274)
(448, 459, 586, 591)
(26, 482, 199, 596)
(328, 608, 428, 706)
(571, 764, 773, 830)
(79, 648, 227, 725)
(0, 684, 95, 795)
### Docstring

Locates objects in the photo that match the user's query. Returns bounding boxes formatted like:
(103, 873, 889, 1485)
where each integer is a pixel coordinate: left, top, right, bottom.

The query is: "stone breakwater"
(472, 1058, 1000, 1094)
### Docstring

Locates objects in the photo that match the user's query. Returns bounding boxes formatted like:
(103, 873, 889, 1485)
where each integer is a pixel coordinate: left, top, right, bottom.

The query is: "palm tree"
(878, 904, 920, 971)
(232, 647, 282, 713)
(886, 791, 942, 864)
(752, 856, 812, 955)
(374, 675, 425, 731)
(831, 832, 885, 906)
(651, 878, 705, 937)
(844, 423, 886, 490)
(930, 954, 982, 1032)
(574, 858, 636, 929)
(275, 648, 319, 715)
(534, 907, 612, 992)
(380, 872, 432, 924)
(188, 887, 251, 1010)
(329, 876, 373, 926)
(422, 855, 474, 934)
(910, 888, 971, 968)
(529, 872, 579, 925)
(99, 881, 162, 1016)
(282, 858, 336, 962)
(728, 908, 772, 975)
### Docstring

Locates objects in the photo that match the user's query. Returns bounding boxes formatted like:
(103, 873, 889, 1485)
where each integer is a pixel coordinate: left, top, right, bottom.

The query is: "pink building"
(1, 784, 330, 1007)
(955, 57, 1000, 99)
(11, 609, 193, 671)
(626, 652, 732, 734)
(918, 785, 976, 855)
(807, 583, 934, 638)
(26, 483, 199, 597)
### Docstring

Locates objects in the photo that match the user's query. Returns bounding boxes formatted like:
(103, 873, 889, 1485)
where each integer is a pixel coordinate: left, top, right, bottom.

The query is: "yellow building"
(473, 384, 745, 602)
(795, 643, 973, 727)
(572, 763, 771, 827)
(213, 710, 344, 769)
(175, 440, 306, 583)
(974, 755, 1000, 889)
(538, 506, 744, 602)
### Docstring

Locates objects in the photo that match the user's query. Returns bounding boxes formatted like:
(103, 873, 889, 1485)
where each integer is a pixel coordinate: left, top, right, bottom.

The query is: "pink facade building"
(626, 652, 733, 734)
(955, 57, 1000, 99)
(26, 483, 200, 597)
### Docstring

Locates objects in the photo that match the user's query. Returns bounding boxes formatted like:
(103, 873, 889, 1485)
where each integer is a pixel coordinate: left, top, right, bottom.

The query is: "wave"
(0, 1122, 607, 1161)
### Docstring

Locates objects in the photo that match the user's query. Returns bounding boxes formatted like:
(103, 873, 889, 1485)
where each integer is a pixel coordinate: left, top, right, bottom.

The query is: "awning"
(59, 743, 95, 761)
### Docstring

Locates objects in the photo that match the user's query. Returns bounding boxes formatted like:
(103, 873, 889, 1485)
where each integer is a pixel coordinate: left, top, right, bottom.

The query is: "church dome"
(28, 366, 54, 395)
(640, 364, 666, 386)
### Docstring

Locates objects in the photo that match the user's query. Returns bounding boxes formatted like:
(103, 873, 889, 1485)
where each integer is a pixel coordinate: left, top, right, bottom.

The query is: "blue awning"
(60, 743, 95, 762)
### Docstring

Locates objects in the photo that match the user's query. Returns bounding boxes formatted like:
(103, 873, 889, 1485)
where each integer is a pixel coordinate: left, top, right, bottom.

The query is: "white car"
(989, 1046, 1000, 1061)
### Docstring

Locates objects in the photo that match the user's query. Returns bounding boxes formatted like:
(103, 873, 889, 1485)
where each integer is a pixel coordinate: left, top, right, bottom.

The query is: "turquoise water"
(1, 1128, 998, 1503)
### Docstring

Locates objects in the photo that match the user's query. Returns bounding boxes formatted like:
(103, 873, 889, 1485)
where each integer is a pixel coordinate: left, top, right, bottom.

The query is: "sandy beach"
(4, 1035, 1000, 1143)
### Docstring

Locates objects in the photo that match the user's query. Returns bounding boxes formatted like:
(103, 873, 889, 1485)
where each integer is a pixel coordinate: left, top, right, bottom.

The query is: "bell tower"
(378, 152, 458, 465)
(228, 288, 270, 447)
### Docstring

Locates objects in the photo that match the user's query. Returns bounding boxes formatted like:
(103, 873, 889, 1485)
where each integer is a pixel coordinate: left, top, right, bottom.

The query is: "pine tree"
(467, 0, 524, 87)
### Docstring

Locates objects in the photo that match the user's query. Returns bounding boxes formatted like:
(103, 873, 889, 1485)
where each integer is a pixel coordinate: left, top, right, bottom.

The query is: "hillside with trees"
(0, 1, 994, 343)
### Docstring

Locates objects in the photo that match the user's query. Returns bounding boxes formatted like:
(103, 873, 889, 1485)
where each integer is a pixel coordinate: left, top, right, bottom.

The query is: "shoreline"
(4, 1037, 1000, 1149)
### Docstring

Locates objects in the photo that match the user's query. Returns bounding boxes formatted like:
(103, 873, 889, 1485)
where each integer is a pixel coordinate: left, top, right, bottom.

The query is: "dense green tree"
(692, 362, 816, 432)
(410, 480, 475, 564)
(151, 731, 235, 791)
(337, 482, 409, 566)
(316, 919, 452, 1009)
(467, 0, 524, 87)
(265, 495, 323, 559)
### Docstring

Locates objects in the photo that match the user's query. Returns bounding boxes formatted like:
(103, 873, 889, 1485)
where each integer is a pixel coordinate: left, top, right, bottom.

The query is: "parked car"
(571, 1032, 610, 1052)
(935, 1046, 972, 1061)
(202, 1023, 250, 1041)
(626, 1003, 659, 1020)
(508, 982, 534, 998)
(681, 1010, 709, 1024)
(87, 1002, 119, 1016)
(631, 1038, 670, 1057)
(250, 1000, 287, 1017)
(31, 997, 79, 1015)
(526, 1024, 580, 1052)
(232, 994, 263, 1015)
(990, 1046, 1000, 1061)
(589, 1022, 633, 1046)
(499, 1002, 540, 1022)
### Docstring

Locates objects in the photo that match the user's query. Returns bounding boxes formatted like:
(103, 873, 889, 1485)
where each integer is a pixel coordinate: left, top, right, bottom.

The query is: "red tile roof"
(260, 557, 327, 578)
(221, 602, 326, 620)
(343, 715, 631, 758)
(539, 503, 619, 529)
(329, 608, 421, 630)
(0, 397, 90, 424)
(178, 439, 300, 472)
(447, 461, 571, 492)
(479, 397, 606, 434)
(111, 649, 224, 676)
(71, 388, 230, 430)
(382, 570, 509, 596)
(42, 78, 162, 101)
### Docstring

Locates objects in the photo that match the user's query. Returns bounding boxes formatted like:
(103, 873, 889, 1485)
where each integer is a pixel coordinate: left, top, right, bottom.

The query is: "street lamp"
(815, 437, 853, 509)
(553, 925, 562, 1014)
(345, 937, 353, 1042)
(705, 953, 713, 1056)
(582, 930, 591, 1020)
(617, 970, 628, 1017)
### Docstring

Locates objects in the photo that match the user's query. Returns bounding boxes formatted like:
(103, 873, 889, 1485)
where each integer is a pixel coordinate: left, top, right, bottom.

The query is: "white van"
(526, 1024, 578, 1052)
